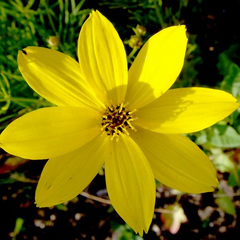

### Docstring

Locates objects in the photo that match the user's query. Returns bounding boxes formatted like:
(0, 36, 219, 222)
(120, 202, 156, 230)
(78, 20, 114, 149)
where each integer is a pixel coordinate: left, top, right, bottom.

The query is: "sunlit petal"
(78, 11, 128, 105)
(126, 26, 188, 109)
(105, 134, 155, 235)
(36, 134, 106, 207)
(136, 87, 240, 133)
(18, 47, 103, 109)
(0, 107, 100, 159)
(131, 127, 218, 193)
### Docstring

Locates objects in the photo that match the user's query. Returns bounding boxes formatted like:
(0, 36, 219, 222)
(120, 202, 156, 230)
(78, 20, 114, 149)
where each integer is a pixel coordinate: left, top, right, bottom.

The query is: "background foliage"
(0, 0, 240, 239)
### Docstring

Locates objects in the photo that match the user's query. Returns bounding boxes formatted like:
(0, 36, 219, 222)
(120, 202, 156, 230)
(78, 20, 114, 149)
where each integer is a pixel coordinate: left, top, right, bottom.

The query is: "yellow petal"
(105, 134, 155, 235)
(131, 127, 218, 193)
(18, 47, 103, 110)
(126, 25, 188, 109)
(36, 134, 106, 207)
(78, 11, 128, 105)
(0, 107, 100, 159)
(136, 87, 240, 134)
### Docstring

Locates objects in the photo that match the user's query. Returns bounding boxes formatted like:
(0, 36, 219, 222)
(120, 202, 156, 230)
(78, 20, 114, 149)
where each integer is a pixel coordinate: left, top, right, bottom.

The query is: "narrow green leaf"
(215, 193, 236, 216)
(228, 169, 240, 187)
(10, 217, 24, 238)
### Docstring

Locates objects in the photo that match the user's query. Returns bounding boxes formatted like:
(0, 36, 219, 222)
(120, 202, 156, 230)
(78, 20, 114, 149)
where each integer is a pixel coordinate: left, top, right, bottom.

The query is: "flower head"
(0, 11, 239, 235)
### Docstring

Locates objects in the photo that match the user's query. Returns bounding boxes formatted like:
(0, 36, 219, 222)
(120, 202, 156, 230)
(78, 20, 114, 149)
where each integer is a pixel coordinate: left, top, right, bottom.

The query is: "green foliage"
(218, 46, 240, 100)
(0, 0, 90, 130)
(215, 190, 236, 216)
(209, 125, 240, 148)
(194, 46, 240, 151)
(210, 148, 235, 173)
(196, 123, 240, 149)
(101, 0, 187, 28)
(111, 222, 143, 240)
(228, 168, 240, 187)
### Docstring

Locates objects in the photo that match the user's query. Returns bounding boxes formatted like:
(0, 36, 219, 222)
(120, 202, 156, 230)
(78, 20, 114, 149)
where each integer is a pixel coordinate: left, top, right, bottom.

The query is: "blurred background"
(0, 0, 240, 239)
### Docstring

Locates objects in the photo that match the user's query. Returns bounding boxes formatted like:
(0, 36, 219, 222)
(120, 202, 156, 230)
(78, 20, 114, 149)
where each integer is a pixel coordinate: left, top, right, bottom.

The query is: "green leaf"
(215, 191, 236, 216)
(195, 130, 207, 145)
(209, 125, 240, 148)
(217, 45, 239, 76)
(211, 148, 235, 173)
(221, 63, 240, 97)
(9, 217, 24, 239)
(218, 46, 240, 98)
(218, 52, 233, 77)
(228, 169, 240, 187)
(56, 204, 68, 211)
(111, 223, 143, 240)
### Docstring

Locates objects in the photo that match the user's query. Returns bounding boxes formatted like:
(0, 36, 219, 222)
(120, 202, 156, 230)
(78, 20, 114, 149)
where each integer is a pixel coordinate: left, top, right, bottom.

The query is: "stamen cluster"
(101, 103, 135, 138)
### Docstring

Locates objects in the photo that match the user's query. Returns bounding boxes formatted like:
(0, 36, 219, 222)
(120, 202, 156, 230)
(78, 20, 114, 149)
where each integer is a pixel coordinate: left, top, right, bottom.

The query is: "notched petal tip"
(211, 185, 218, 192)
(126, 23, 188, 109)
(78, 8, 128, 105)
(192, 173, 219, 194)
(176, 24, 186, 30)
(204, 178, 219, 193)
(131, 222, 151, 237)
(176, 24, 187, 39)
(35, 197, 47, 208)
(105, 135, 155, 236)
(88, 9, 101, 20)
(212, 177, 219, 189)
(93, 9, 103, 16)
(34, 201, 41, 208)
(88, 10, 101, 23)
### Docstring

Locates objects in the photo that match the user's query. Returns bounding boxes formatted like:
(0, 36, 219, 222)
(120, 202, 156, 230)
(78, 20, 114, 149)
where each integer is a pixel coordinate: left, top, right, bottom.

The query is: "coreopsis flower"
(0, 11, 239, 235)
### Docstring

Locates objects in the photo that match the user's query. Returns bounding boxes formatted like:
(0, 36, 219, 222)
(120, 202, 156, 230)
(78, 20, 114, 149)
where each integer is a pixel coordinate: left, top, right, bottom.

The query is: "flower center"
(101, 103, 136, 139)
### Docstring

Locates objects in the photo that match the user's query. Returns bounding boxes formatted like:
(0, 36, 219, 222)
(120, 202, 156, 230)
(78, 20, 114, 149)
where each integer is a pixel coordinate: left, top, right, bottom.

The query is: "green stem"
(0, 97, 39, 103)
(0, 97, 51, 107)
(42, 0, 58, 35)
(154, 0, 165, 28)
(127, 47, 138, 63)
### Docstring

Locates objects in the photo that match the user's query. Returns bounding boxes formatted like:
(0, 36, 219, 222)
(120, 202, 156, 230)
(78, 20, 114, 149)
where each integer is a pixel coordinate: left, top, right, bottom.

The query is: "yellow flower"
(0, 11, 239, 235)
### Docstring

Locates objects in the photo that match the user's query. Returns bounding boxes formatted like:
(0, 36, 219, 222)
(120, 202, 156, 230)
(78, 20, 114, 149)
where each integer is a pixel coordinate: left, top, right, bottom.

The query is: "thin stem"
(80, 191, 171, 213)
(154, 208, 173, 214)
(42, 0, 58, 35)
(80, 192, 111, 205)
(154, 0, 165, 28)
(0, 97, 43, 103)
(127, 47, 138, 63)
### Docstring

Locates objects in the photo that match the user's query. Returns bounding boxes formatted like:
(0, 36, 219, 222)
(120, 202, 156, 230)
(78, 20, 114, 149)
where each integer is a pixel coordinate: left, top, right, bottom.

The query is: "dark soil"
(0, 150, 240, 240)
